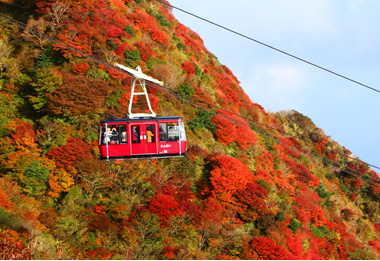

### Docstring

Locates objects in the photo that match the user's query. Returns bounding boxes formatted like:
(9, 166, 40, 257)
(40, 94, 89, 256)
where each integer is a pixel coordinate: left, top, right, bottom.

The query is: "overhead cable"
(158, 0, 380, 94)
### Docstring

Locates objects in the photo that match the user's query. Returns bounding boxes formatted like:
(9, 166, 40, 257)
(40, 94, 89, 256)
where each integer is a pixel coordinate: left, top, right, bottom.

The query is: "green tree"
(124, 49, 141, 67)
(36, 117, 72, 151)
(315, 185, 330, 198)
(23, 161, 50, 196)
(105, 88, 125, 109)
(0, 39, 14, 78)
(123, 25, 134, 36)
(0, 92, 18, 137)
(189, 109, 216, 132)
(28, 67, 63, 110)
(288, 217, 301, 234)
(177, 82, 194, 103)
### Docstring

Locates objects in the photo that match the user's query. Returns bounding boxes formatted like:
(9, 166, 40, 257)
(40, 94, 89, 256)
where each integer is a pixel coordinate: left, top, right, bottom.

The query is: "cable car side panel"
(99, 117, 187, 160)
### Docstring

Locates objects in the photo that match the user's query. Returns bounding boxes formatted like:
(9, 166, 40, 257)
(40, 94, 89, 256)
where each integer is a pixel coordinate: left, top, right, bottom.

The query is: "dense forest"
(1, 0, 380, 259)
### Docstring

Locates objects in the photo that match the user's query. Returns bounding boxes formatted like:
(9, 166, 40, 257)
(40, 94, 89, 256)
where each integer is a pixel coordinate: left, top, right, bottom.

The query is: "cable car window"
(179, 121, 187, 141)
(159, 123, 167, 142)
(101, 126, 111, 145)
(146, 124, 155, 143)
(110, 126, 119, 144)
(101, 125, 127, 145)
(120, 125, 127, 144)
(132, 125, 140, 143)
(168, 122, 179, 142)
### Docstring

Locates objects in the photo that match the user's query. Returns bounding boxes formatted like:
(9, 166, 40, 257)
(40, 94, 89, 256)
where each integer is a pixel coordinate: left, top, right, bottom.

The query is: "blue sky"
(169, 0, 380, 169)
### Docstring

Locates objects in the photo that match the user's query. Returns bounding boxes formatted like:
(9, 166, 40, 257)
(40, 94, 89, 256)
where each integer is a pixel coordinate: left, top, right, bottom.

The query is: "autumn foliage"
(206, 153, 254, 200)
(250, 236, 288, 260)
(1, 0, 380, 259)
(47, 137, 93, 169)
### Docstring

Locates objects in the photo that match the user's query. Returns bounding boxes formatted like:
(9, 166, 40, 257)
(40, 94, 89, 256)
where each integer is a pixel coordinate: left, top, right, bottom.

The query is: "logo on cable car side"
(160, 144, 171, 148)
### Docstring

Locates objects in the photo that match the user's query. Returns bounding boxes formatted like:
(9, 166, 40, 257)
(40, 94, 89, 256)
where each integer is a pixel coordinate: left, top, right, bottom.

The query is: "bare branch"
(21, 16, 49, 49)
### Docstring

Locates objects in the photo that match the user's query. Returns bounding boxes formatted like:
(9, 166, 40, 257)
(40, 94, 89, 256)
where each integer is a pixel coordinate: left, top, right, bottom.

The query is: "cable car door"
(131, 123, 157, 155)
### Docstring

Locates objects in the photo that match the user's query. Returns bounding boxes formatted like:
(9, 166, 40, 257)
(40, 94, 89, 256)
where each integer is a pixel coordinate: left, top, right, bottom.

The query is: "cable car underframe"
(99, 63, 187, 160)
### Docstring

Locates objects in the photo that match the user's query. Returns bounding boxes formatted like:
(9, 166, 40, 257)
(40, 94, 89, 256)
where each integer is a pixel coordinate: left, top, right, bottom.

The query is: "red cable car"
(99, 63, 187, 160)
(99, 116, 187, 160)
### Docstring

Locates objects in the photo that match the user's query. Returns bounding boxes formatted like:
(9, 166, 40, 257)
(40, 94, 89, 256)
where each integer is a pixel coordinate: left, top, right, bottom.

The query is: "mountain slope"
(1, 0, 380, 259)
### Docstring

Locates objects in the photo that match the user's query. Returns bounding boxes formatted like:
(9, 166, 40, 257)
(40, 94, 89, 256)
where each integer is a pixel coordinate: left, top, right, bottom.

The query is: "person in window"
(132, 126, 139, 143)
(146, 126, 154, 143)
(103, 127, 111, 145)
(121, 131, 127, 143)
(110, 127, 118, 144)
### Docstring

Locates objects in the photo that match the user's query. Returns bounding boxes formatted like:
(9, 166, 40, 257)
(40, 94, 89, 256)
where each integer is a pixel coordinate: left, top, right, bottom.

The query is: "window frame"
(159, 122, 179, 143)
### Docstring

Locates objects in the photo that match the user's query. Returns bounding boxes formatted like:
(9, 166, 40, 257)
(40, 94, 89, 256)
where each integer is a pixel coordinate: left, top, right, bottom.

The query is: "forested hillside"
(1, 0, 380, 259)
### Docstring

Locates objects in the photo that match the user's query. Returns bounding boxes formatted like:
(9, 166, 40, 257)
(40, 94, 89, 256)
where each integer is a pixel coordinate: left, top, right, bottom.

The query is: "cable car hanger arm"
(114, 62, 164, 86)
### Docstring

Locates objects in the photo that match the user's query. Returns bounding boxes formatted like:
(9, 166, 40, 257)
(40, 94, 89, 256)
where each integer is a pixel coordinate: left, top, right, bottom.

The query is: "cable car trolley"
(99, 63, 187, 160)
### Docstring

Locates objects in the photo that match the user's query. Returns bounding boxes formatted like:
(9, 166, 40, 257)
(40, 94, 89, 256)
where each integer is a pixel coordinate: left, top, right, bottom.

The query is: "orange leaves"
(369, 240, 380, 254)
(0, 187, 13, 211)
(212, 66, 242, 108)
(283, 157, 319, 188)
(129, 8, 157, 33)
(53, 0, 129, 58)
(149, 194, 183, 226)
(135, 41, 157, 61)
(47, 137, 93, 169)
(352, 179, 363, 190)
(163, 243, 176, 259)
(6, 120, 38, 152)
(85, 247, 113, 260)
(255, 168, 271, 181)
(206, 153, 254, 202)
(175, 23, 204, 54)
(94, 205, 106, 215)
(276, 137, 301, 159)
(211, 109, 258, 150)
(212, 115, 236, 145)
(47, 169, 74, 198)
(150, 29, 169, 46)
(310, 205, 327, 227)
(118, 90, 132, 107)
(46, 74, 112, 116)
(182, 61, 195, 75)
(235, 124, 258, 150)
(314, 136, 328, 155)
(1, 120, 48, 186)
(72, 62, 90, 75)
(292, 189, 321, 224)
(255, 151, 277, 184)
(0, 229, 32, 260)
(104, 24, 125, 38)
(286, 234, 304, 259)
(129, 8, 169, 46)
(236, 182, 268, 222)
(54, 31, 93, 58)
(250, 236, 288, 260)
